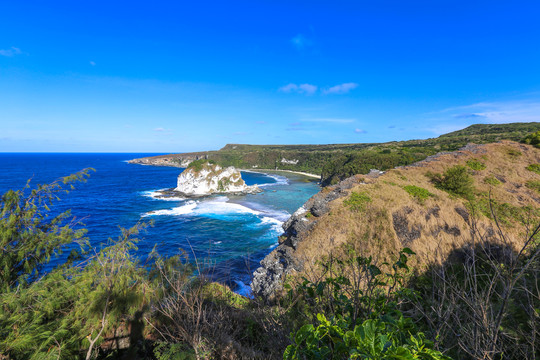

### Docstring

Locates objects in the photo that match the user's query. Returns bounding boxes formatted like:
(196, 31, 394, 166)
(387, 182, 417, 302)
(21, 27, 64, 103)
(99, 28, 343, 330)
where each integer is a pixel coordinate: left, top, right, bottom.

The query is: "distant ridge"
(128, 122, 540, 186)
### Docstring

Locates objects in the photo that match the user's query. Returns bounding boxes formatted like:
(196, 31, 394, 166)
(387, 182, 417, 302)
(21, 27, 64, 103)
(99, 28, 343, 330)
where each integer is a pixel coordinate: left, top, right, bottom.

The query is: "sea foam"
(141, 189, 186, 201)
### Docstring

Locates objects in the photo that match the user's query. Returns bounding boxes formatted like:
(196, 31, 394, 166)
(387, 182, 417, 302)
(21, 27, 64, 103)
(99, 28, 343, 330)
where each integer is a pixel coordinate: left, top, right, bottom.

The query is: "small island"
(156, 160, 261, 198)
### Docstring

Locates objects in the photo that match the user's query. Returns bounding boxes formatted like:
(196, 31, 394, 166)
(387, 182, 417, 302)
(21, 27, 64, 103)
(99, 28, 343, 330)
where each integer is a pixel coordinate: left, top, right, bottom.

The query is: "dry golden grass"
(289, 141, 540, 280)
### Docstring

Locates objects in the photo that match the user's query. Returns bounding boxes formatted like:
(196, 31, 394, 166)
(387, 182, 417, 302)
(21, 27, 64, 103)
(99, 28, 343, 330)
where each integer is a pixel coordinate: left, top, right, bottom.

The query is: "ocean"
(0, 153, 320, 295)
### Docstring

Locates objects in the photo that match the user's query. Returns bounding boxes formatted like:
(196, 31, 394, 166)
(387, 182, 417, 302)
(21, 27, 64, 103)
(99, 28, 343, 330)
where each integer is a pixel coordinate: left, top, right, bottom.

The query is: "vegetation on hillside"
(137, 122, 540, 186)
(4, 135, 540, 359)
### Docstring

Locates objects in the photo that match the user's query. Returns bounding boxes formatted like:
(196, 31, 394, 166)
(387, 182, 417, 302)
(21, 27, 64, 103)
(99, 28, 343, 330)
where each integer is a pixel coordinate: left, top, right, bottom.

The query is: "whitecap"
(142, 200, 197, 217)
(260, 216, 284, 233)
(233, 201, 290, 222)
(193, 197, 261, 216)
(141, 189, 185, 201)
(257, 174, 289, 188)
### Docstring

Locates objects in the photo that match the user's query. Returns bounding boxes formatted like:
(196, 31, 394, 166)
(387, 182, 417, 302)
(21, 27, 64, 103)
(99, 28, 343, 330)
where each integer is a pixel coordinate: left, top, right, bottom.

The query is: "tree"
(0, 171, 153, 359)
(0, 169, 92, 291)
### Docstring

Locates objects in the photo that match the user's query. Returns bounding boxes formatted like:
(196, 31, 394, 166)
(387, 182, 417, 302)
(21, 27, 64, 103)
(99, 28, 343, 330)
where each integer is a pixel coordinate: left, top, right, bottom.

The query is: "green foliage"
(344, 192, 372, 212)
(187, 159, 215, 172)
(0, 224, 152, 359)
(484, 175, 501, 186)
(153, 341, 196, 360)
(0, 168, 93, 292)
(403, 185, 435, 204)
(466, 159, 486, 171)
(284, 315, 450, 360)
(526, 163, 540, 175)
(149, 123, 540, 187)
(284, 249, 449, 359)
(427, 165, 475, 199)
(477, 197, 540, 227)
(0, 174, 153, 359)
(526, 180, 540, 194)
(521, 130, 540, 147)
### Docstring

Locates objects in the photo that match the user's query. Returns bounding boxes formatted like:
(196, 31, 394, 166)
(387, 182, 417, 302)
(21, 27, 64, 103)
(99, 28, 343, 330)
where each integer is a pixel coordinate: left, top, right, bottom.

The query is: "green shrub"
(427, 165, 475, 199)
(187, 159, 216, 172)
(344, 192, 372, 212)
(521, 130, 540, 147)
(284, 315, 450, 360)
(154, 342, 197, 360)
(468, 194, 540, 227)
(466, 159, 486, 171)
(284, 249, 449, 360)
(526, 180, 540, 194)
(403, 185, 435, 204)
(483, 176, 501, 186)
(526, 164, 540, 175)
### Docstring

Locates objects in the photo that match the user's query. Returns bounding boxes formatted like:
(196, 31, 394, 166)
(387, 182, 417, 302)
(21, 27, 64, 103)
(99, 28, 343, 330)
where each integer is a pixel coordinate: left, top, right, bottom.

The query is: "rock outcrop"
(176, 162, 260, 196)
(251, 174, 363, 300)
(252, 141, 540, 302)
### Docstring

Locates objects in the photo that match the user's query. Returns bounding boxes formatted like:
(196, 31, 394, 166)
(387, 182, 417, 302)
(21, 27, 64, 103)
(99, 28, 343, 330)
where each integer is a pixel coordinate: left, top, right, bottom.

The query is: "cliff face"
(176, 162, 258, 196)
(252, 141, 540, 300)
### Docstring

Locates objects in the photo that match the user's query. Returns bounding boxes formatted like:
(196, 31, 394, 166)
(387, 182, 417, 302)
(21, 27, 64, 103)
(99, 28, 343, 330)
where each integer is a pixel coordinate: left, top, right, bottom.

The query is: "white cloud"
(324, 83, 359, 94)
(290, 34, 312, 49)
(0, 47, 22, 57)
(279, 83, 317, 95)
(426, 98, 540, 135)
(354, 128, 367, 134)
(154, 127, 166, 132)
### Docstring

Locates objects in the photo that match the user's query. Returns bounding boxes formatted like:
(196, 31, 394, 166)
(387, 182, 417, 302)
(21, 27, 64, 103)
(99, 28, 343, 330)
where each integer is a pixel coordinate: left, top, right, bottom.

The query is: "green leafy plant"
(344, 192, 372, 212)
(0, 169, 92, 291)
(284, 314, 450, 360)
(403, 185, 435, 204)
(284, 249, 449, 359)
(427, 165, 475, 199)
(0, 173, 153, 360)
(526, 164, 540, 175)
(526, 180, 540, 194)
(187, 159, 216, 172)
(484, 175, 501, 186)
(521, 130, 540, 148)
(466, 159, 486, 171)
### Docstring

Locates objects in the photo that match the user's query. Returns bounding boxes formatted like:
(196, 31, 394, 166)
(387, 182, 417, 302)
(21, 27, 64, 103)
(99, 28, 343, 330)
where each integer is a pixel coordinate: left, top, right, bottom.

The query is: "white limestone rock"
(175, 162, 259, 196)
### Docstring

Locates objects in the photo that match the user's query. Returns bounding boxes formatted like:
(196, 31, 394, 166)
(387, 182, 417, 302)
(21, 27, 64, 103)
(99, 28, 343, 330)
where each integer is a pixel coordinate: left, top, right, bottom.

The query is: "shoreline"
(240, 168, 321, 180)
(126, 159, 321, 180)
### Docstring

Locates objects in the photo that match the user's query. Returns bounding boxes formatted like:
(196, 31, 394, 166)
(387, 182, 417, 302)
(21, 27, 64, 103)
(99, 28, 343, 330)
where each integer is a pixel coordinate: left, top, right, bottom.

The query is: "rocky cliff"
(252, 141, 540, 300)
(176, 162, 259, 196)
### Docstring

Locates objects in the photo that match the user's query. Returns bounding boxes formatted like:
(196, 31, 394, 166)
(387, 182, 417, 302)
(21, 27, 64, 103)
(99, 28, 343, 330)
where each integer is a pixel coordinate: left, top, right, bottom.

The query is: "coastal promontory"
(175, 160, 259, 196)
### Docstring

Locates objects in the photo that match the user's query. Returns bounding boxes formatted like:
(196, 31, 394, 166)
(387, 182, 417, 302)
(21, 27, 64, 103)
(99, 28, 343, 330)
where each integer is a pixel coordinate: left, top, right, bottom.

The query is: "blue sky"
(1, 1, 540, 152)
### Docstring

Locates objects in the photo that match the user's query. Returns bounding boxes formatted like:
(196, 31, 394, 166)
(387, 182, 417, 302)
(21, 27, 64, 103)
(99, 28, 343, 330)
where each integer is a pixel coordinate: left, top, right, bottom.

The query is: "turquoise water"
(0, 154, 320, 294)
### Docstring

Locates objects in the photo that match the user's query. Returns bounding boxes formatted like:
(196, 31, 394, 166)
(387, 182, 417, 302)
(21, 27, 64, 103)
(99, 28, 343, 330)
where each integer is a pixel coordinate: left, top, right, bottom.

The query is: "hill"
(253, 140, 540, 297)
(128, 122, 540, 186)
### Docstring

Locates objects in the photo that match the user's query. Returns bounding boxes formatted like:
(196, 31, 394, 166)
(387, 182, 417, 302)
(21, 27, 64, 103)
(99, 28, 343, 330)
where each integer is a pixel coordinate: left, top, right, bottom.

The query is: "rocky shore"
(251, 174, 367, 300)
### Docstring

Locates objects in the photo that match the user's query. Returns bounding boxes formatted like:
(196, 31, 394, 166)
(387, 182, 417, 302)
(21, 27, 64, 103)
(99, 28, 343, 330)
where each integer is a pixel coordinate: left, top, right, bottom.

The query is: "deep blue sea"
(0, 153, 319, 295)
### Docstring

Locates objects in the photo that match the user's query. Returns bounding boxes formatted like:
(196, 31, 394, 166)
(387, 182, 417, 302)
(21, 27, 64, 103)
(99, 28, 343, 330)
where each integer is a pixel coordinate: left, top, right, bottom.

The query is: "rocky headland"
(252, 141, 540, 301)
(172, 160, 260, 197)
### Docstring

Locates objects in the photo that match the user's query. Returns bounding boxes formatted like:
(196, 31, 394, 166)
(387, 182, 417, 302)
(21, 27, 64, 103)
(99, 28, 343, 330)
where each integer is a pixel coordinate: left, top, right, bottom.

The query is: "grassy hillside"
(267, 140, 540, 359)
(130, 122, 540, 186)
(4, 139, 540, 359)
(291, 140, 540, 271)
